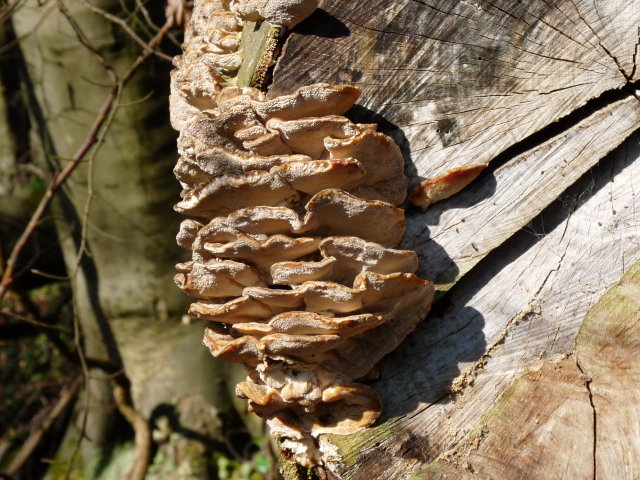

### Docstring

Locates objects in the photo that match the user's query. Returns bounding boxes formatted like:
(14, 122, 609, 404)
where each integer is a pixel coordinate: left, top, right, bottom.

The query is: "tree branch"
(113, 384, 152, 480)
(4, 376, 82, 477)
(0, 18, 172, 302)
(78, 0, 173, 62)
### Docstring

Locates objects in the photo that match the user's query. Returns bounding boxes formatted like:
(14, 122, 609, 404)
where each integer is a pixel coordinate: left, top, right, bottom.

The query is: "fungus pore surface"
(170, 0, 434, 467)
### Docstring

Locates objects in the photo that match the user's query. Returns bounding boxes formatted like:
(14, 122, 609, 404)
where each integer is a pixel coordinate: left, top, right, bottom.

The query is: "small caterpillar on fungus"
(170, 0, 434, 467)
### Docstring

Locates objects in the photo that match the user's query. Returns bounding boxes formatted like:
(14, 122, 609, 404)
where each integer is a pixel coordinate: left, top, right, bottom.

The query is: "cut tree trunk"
(256, 1, 640, 478)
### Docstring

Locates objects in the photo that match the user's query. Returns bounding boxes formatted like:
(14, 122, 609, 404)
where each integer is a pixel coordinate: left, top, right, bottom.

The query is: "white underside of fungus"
(171, 0, 434, 468)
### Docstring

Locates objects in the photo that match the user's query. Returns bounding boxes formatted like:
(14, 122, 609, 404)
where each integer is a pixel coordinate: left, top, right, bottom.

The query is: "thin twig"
(78, 0, 173, 62)
(0, 0, 24, 25)
(29, 268, 70, 281)
(64, 305, 90, 480)
(0, 308, 71, 332)
(113, 384, 152, 480)
(70, 77, 115, 278)
(0, 15, 172, 303)
(5, 376, 82, 476)
(0, 0, 57, 55)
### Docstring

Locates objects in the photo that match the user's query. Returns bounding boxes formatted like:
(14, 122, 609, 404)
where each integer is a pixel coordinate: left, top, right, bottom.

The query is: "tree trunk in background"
(11, 1, 241, 477)
(262, 1, 640, 478)
(0, 77, 17, 197)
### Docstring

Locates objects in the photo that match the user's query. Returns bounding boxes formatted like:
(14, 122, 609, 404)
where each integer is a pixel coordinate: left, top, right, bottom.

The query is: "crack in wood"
(476, 80, 639, 177)
(576, 358, 598, 480)
(631, 26, 640, 80)
(568, 0, 637, 82)
(447, 295, 542, 395)
(253, 4, 640, 476)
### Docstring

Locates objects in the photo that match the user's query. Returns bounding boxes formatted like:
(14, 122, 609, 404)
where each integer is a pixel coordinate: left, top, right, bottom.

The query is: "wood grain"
(576, 260, 640, 480)
(323, 130, 640, 479)
(404, 94, 640, 290)
(256, 1, 640, 477)
(270, 0, 637, 179)
(464, 359, 595, 480)
(403, 259, 640, 479)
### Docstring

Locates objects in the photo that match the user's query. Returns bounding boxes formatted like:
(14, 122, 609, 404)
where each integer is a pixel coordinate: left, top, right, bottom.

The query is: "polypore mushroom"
(174, 145, 310, 182)
(202, 234, 321, 272)
(171, 0, 436, 466)
(325, 130, 408, 205)
(270, 257, 337, 285)
(190, 189, 406, 248)
(188, 296, 274, 323)
(233, 311, 386, 336)
(229, 0, 319, 28)
(271, 158, 365, 194)
(304, 189, 406, 247)
(174, 170, 299, 217)
(203, 328, 262, 366)
(409, 163, 488, 210)
(174, 259, 265, 298)
(252, 84, 361, 122)
(319, 236, 419, 284)
(265, 116, 368, 158)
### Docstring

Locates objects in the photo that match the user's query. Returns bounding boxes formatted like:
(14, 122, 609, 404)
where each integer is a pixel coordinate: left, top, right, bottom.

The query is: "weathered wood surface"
(406, 94, 640, 289)
(412, 258, 640, 480)
(575, 260, 640, 480)
(324, 135, 639, 479)
(271, 0, 639, 180)
(263, 1, 640, 478)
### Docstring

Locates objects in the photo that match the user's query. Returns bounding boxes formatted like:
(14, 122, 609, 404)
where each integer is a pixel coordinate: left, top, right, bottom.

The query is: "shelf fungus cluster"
(170, 0, 434, 468)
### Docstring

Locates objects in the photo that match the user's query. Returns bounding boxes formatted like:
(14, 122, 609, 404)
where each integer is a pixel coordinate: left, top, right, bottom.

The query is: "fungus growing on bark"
(409, 163, 488, 210)
(170, 0, 435, 468)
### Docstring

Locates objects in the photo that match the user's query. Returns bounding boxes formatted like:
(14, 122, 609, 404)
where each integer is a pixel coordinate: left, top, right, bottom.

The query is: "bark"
(253, 0, 640, 478)
(10, 0, 240, 477)
(0, 75, 17, 197)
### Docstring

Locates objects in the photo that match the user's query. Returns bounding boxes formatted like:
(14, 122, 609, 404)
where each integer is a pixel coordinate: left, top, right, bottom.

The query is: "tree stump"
(260, 1, 640, 478)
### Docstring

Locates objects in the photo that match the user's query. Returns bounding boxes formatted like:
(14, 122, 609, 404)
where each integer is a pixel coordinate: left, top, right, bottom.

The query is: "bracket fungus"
(409, 163, 488, 210)
(171, 0, 434, 468)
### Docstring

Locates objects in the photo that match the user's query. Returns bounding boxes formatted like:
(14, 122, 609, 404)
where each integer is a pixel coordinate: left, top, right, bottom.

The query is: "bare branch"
(113, 384, 152, 480)
(5, 376, 82, 476)
(0, 16, 173, 302)
(0, 308, 71, 332)
(0, 0, 24, 25)
(78, 0, 173, 62)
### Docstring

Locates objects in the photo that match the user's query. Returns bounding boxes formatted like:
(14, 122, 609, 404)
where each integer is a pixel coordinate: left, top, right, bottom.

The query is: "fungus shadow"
(401, 167, 498, 287)
(293, 8, 351, 39)
(348, 104, 496, 287)
(343, 105, 490, 423)
(150, 404, 226, 450)
(374, 305, 487, 422)
(349, 105, 498, 219)
(349, 104, 419, 188)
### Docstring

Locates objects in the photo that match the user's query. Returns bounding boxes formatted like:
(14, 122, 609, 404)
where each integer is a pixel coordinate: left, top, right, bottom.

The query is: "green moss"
(46, 460, 86, 480)
(91, 442, 136, 480)
(576, 259, 640, 354)
(278, 457, 313, 480)
(236, 21, 282, 90)
(322, 419, 404, 472)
